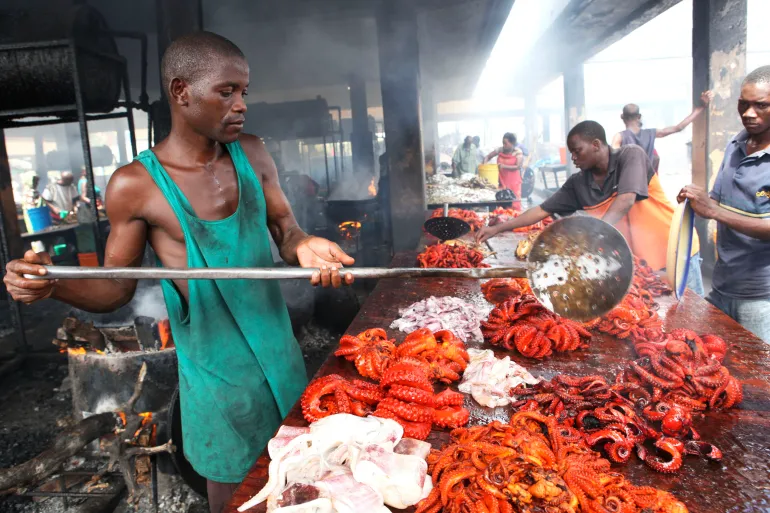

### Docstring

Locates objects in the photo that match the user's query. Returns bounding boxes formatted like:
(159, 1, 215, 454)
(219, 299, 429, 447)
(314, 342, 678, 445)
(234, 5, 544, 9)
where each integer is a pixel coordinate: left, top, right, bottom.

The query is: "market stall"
(225, 236, 770, 513)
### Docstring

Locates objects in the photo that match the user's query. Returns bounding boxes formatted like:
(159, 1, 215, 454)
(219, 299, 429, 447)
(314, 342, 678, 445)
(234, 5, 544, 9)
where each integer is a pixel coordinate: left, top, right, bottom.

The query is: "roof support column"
(563, 63, 585, 172)
(153, 0, 203, 144)
(349, 74, 375, 177)
(377, 3, 426, 252)
(691, 0, 747, 270)
(421, 83, 438, 176)
(524, 91, 538, 157)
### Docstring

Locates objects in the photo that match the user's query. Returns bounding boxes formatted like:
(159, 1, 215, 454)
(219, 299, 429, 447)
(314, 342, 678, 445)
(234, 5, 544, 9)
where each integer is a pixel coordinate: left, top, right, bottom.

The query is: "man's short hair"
(621, 103, 641, 120)
(568, 121, 608, 146)
(161, 31, 246, 94)
(503, 132, 516, 145)
(744, 66, 770, 87)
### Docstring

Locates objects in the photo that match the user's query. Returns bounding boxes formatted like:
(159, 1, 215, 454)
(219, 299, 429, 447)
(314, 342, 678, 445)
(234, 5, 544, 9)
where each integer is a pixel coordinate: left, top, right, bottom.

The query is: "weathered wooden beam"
(378, 2, 426, 252)
(691, 0, 747, 270)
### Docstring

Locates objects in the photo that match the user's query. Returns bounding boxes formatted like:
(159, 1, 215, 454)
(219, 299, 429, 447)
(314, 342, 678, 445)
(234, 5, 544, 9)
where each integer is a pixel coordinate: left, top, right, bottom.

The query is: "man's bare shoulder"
(105, 161, 155, 219)
(107, 161, 154, 194)
(237, 133, 274, 177)
(238, 133, 267, 156)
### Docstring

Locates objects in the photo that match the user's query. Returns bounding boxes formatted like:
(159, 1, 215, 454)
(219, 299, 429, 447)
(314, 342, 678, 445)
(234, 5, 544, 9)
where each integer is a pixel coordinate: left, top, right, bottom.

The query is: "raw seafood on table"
(338, 327, 471, 386)
(506, 321, 740, 474)
(328, 327, 472, 439)
(458, 348, 540, 408)
(481, 278, 532, 305)
(389, 296, 489, 343)
(425, 173, 498, 205)
(481, 295, 593, 359)
(394, 328, 471, 384)
(442, 238, 496, 258)
(488, 207, 554, 232)
(301, 374, 383, 423)
(415, 411, 688, 513)
(237, 414, 433, 512)
(428, 208, 485, 233)
(375, 357, 470, 440)
(584, 285, 664, 342)
(335, 328, 397, 381)
(417, 243, 489, 269)
(510, 374, 724, 473)
(621, 329, 740, 412)
(633, 255, 672, 296)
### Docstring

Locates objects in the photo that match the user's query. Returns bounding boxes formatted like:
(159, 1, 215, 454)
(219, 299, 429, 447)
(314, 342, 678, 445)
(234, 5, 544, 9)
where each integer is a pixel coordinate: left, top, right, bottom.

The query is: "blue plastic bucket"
(26, 206, 52, 233)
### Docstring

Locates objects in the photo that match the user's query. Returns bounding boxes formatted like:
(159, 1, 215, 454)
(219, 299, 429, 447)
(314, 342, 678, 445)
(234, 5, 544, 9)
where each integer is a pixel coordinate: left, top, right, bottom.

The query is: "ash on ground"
(0, 356, 74, 513)
(112, 475, 207, 513)
(297, 319, 343, 378)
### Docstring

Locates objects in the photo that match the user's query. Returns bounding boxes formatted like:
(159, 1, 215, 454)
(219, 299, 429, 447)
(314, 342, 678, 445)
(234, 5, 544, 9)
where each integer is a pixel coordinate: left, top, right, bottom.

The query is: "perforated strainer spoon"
(24, 217, 632, 321)
(423, 203, 471, 241)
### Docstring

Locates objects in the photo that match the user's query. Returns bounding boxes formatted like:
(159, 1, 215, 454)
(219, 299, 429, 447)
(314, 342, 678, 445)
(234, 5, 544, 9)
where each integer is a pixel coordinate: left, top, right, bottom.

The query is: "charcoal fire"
(338, 220, 362, 240)
(0, 364, 175, 504)
(53, 316, 175, 354)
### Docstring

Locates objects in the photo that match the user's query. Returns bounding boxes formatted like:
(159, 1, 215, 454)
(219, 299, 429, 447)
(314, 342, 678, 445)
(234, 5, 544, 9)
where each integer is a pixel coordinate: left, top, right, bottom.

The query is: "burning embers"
(338, 221, 362, 240)
(53, 316, 174, 355)
(368, 177, 377, 197)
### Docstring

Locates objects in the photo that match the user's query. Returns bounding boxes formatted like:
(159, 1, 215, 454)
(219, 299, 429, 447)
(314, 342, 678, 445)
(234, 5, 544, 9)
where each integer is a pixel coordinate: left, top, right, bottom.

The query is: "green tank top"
(136, 141, 307, 482)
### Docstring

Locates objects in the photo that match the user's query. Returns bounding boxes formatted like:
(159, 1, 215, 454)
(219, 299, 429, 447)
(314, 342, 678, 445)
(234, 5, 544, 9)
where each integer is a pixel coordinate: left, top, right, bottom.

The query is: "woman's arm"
(484, 148, 501, 163)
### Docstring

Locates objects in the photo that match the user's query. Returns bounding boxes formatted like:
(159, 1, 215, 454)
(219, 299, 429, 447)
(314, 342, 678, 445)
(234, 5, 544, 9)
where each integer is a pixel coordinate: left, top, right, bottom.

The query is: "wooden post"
(691, 0, 747, 270)
(377, 3, 426, 252)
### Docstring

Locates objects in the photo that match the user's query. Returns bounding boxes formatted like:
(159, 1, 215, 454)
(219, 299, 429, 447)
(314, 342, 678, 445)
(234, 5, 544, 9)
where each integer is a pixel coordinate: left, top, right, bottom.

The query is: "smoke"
(72, 283, 168, 328)
(130, 285, 169, 320)
(327, 169, 379, 201)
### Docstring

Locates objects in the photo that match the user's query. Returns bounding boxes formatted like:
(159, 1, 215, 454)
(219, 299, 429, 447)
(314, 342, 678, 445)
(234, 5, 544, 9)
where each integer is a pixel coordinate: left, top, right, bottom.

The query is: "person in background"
(22, 173, 44, 233)
(472, 136, 485, 164)
(451, 135, 480, 177)
(42, 171, 78, 222)
(424, 148, 436, 177)
(517, 140, 531, 169)
(678, 67, 770, 342)
(22, 173, 42, 209)
(478, 121, 704, 296)
(611, 91, 713, 172)
(484, 133, 524, 209)
(77, 167, 90, 206)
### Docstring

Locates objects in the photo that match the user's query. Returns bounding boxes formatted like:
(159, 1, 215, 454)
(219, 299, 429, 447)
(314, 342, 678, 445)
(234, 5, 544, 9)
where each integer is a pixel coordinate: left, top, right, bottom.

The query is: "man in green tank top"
(5, 32, 354, 512)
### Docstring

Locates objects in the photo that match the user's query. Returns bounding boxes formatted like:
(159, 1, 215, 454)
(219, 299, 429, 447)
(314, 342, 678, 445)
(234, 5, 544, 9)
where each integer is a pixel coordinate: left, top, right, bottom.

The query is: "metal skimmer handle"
(24, 266, 528, 281)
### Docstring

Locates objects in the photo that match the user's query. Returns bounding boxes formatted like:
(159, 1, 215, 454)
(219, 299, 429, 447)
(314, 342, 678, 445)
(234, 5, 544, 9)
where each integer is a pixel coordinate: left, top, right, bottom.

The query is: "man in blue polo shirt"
(679, 66, 770, 342)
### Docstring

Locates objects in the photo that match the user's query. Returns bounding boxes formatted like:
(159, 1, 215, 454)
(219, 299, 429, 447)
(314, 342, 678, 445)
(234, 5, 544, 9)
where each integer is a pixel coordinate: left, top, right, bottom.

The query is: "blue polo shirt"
(710, 130, 770, 299)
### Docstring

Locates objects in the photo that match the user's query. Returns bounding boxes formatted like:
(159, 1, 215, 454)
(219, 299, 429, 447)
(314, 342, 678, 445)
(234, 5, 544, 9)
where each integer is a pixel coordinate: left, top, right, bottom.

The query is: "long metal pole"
(122, 61, 138, 157)
(27, 266, 528, 280)
(70, 43, 105, 264)
(322, 135, 331, 191)
(0, 155, 27, 351)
